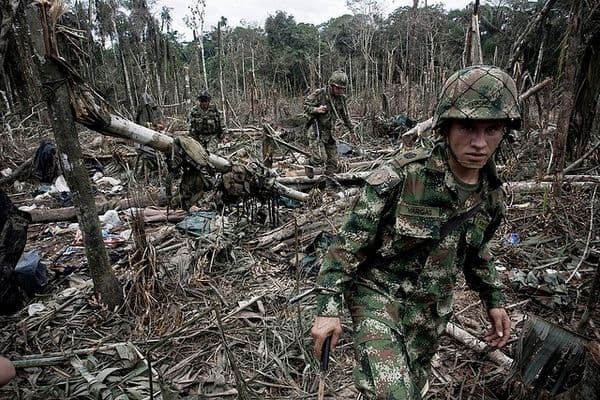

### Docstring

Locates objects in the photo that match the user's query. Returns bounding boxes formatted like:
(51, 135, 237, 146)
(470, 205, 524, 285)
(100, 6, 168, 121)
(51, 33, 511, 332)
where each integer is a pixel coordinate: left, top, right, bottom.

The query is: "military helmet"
(198, 90, 211, 101)
(329, 70, 348, 88)
(432, 65, 521, 130)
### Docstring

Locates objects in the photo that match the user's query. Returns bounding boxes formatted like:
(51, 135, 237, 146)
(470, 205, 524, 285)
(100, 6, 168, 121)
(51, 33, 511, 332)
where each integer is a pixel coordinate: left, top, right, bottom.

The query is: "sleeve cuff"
(315, 293, 344, 317)
(481, 290, 506, 309)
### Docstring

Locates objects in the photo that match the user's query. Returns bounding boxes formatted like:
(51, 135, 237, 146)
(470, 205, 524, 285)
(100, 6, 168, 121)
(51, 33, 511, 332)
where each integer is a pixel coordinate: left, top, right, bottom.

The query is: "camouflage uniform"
(304, 72, 353, 175)
(169, 136, 212, 211)
(188, 104, 224, 152)
(315, 143, 506, 398)
(314, 65, 520, 399)
(176, 94, 223, 209)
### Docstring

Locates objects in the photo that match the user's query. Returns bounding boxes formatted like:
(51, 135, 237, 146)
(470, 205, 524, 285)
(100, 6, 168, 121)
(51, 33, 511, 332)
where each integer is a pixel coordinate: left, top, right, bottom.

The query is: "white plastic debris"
(18, 204, 38, 212)
(92, 171, 104, 182)
(99, 209, 122, 228)
(52, 175, 70, 192)
(27, 303, 46, 316)
(96, 176, 121, 186)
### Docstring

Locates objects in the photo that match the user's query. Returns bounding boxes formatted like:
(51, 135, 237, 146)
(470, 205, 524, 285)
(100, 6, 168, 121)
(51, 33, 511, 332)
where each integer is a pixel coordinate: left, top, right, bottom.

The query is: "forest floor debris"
(0, 126, 598, 400)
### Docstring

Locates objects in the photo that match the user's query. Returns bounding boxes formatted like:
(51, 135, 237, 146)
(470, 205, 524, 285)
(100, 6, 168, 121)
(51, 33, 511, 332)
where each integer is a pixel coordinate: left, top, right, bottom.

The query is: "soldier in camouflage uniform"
(304, 70, 354, 175)
(311, 65, 521, 399)
(188, 90, 225, 153)
(171, 90, 224, 209)
(168, 136, 213, 211)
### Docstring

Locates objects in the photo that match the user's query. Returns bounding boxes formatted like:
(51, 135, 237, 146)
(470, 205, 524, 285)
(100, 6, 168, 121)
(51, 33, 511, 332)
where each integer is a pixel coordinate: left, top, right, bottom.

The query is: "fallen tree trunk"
(401, 117, 434, 145)
(78, 112, 308, 201)
(276, 171, 370, 185)
(284, 159, 385, 176)
(263, 124, 311, 157)
(445, 322, 513, 367)
(26, 194, 168, 223)
(248, 189, 358, 248)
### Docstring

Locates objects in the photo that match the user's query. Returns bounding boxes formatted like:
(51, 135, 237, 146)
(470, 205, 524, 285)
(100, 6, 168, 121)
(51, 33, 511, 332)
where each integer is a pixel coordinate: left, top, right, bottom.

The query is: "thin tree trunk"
(217, 20, 226, 127)
(250, 47, 257, 120)
(41, 58, 123, 309)
(87, 0, 95, 84)
(241, 42, 247, 101)
(184, 65, 191, 100)
(469, 2, 483, 64)
(111, 17, 134, 110)
(533, 24, 547, 83)
(552, 0, 583, 177)
(569, 27, 600, 158)
(317, 31, 322, 86)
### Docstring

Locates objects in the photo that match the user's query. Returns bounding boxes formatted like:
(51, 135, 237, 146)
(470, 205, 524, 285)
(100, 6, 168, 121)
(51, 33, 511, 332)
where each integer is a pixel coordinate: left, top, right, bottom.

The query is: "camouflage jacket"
(315, 142, 506, 317)
(188, 104, 224, 140)
(303, 87, 353, 140)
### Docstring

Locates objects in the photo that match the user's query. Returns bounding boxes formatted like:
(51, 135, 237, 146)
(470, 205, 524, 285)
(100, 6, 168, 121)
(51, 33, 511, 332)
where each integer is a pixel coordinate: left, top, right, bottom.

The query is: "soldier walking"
(304, 70, 354, 175)
(188, 90, 225, 153)
(168, 90, 224, 210)
(311, 65, 520, 399)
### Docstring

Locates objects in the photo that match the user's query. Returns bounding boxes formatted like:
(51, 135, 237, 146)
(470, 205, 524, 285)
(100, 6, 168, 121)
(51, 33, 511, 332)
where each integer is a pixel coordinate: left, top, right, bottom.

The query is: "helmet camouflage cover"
(433, 65, 521, 130)
(198, 90, 211, 101)
(329, 70, 348, 88)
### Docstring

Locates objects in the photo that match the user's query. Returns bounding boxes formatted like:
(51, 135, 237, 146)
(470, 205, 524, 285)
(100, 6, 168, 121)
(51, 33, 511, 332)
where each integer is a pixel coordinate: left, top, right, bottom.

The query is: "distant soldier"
(188, 90, 225, 152)
(303, 70, 354, 175)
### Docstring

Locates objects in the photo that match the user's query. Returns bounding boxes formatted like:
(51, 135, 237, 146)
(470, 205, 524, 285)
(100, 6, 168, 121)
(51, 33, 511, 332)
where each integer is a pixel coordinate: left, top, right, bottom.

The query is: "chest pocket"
(378, 202, 442, 258)
(202, 117, 217, 133)
(464, 212, 490, 248)
(396, 203, 442, 238)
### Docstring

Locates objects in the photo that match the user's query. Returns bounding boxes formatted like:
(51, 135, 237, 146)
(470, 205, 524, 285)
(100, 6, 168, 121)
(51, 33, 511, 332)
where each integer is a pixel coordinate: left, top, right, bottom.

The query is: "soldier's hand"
(315, 105, 328, 114)
(485, 308, 511, 348)
(311, 316, 343, 358)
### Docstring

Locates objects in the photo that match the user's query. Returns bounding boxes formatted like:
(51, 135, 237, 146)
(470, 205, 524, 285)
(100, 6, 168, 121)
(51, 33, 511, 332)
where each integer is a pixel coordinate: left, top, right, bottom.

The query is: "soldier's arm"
(463, 201, 506, 309)
(187, 109, 195, 134)
(303, 90, 322, 116)
(315, 168, 401, 317)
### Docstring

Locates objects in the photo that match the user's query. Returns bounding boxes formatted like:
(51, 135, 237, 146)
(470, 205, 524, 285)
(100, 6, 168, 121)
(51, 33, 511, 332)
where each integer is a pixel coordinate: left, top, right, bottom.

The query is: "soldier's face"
(331, 84, 344, 97)
(199, 99, 210, 110)
(447, 119, 505, 170)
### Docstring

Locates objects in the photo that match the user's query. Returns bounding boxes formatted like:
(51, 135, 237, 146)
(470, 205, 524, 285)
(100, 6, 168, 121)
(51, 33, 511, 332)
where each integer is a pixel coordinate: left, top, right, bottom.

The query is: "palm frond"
(510, 315, 588, 395)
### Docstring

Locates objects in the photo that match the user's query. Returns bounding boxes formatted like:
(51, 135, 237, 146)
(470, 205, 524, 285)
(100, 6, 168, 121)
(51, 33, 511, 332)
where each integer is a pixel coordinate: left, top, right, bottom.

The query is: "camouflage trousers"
(196, 135, 219, 153)
(308, 131, 337, 175)
(348, 283, 450, 399)
(171, 166, 206, 211)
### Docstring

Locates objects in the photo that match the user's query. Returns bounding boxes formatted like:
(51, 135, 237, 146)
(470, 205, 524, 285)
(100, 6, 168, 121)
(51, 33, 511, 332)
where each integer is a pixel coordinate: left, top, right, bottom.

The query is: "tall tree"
(37, 0, 123, 310)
